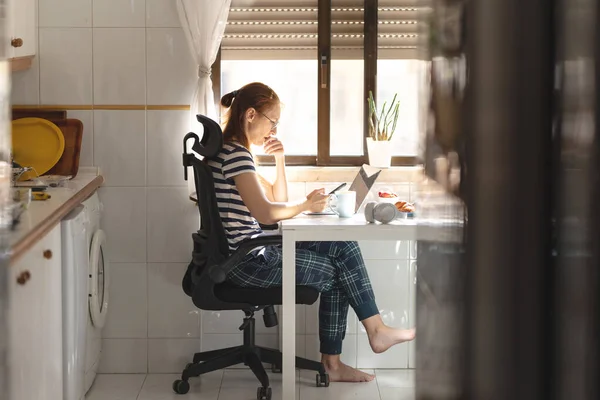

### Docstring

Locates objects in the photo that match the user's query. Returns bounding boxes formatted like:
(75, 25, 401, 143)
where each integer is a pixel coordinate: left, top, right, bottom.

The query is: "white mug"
(330, 191, 356, 218)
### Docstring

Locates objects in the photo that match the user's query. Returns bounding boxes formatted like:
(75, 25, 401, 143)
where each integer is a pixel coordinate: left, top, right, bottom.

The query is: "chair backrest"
(182, 115, 230, 296)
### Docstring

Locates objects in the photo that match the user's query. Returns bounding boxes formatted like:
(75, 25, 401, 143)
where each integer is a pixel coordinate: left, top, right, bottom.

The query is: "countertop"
(8, 173, 104, 265)
(282, 177, 466, 243)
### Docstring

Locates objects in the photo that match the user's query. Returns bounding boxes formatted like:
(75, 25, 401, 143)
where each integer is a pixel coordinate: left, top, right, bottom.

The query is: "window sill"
(256, 165, 424, 183)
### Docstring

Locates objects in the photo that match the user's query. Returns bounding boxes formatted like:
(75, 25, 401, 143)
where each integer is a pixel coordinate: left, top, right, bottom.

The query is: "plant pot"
(366, 138, 393, 168)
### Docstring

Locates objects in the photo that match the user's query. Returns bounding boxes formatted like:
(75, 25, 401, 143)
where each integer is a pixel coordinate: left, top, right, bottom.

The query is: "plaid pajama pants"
(227, 241, 379, 355)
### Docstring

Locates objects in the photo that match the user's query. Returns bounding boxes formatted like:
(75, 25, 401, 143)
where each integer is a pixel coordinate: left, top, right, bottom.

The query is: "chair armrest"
(208, 235, 283, 283)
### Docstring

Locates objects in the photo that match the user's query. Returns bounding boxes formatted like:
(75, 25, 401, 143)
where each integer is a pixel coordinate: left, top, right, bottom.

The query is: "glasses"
(258, 111, 279, 130)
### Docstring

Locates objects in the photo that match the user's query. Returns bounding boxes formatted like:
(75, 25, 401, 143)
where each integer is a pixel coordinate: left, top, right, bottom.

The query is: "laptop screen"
(348, 164, 382, 213)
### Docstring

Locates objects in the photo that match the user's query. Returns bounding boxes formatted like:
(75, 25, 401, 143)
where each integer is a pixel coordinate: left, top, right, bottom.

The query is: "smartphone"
(327, 183, 347, 196)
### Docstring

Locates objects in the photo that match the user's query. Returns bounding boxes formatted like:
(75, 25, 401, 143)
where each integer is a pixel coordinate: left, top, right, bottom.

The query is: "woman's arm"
(264, 137, 288, 202)
(271, 155, 288, 202)
(257, 159, 288, 203)
(234, 172, 327, 225)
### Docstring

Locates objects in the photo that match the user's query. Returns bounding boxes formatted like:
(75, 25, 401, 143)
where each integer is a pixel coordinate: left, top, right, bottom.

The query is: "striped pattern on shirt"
(206, 142, 263, 252)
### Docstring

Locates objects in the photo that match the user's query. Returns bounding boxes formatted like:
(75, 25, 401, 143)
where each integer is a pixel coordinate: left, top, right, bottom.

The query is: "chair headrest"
(190, 115, 223, 158)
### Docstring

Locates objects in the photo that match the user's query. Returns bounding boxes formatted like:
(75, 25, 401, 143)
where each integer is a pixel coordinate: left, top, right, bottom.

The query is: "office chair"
(173, 115, 329, 400)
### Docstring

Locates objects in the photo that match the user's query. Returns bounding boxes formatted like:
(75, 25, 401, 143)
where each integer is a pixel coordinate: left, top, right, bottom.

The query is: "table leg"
(282, 231, 296, 399)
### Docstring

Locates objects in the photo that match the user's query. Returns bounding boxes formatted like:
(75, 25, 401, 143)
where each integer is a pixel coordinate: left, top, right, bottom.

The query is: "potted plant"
(367, 90, 400, 168)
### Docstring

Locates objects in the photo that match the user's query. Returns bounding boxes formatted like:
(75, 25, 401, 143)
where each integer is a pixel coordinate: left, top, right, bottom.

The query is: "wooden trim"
(9, 176, 105, 265)
(256, 155, 417, 167)
(256, 155, 317, 166)
(213, 48, 222, 116)
(317, 0, 332, 165)
(13, 105, 95, 110)
(324, 156, 368, 166)
(391, 156, 419, 167)
(12, 105, 191, 111)
(146, 105, 191, 111)
(94, 105, 146, 110)
(10, 55, 35, 72)
(364, 0, 378, 150)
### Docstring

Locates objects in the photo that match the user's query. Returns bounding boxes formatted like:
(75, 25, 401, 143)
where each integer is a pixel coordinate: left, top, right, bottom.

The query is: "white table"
(279, 213, 462, 399)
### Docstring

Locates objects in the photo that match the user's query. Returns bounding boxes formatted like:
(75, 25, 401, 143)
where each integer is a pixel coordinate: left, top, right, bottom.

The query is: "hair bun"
(220, 91, 236, 108)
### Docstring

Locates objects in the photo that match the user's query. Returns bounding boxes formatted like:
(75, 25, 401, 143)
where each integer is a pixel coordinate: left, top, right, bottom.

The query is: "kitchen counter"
(8, 173, 104, 265)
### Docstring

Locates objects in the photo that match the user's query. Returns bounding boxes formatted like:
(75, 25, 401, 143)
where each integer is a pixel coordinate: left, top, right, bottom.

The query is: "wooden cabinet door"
(9, 225, 62, 400)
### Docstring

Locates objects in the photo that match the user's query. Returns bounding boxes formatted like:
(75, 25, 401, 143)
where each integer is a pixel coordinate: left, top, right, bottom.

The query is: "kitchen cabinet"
(8, 225, 63, 400)
(8, 0, 37, 71)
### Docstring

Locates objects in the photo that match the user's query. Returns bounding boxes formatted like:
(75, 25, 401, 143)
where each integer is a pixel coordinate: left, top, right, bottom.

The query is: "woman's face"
(244, 102, 281, 147)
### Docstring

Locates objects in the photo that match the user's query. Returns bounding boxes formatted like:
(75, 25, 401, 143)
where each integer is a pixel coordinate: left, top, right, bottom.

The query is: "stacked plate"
(12, 117, 65, 181)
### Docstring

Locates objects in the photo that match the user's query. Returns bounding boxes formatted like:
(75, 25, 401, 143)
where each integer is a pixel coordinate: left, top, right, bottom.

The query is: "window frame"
(214, 0, 419, 167)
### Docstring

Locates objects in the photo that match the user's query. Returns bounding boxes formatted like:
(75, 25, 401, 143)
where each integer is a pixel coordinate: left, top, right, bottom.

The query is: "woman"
(208, 82, 415, 382)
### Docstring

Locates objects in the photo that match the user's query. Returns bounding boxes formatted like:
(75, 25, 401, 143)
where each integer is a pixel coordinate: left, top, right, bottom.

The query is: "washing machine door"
(89, 229, 109, 328)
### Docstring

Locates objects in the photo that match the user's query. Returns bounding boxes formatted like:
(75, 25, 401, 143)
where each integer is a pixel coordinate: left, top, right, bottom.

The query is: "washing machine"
(61, 205, 90, 400)
(82, 192, 109, 394)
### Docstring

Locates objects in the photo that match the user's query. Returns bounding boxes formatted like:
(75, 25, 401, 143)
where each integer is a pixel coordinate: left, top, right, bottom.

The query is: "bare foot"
(323, 360, 375, 383)
(368, 326, 416, 354)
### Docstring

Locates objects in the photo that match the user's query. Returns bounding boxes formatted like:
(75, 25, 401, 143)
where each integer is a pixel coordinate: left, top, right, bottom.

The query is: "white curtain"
(176, 0, 231, 194)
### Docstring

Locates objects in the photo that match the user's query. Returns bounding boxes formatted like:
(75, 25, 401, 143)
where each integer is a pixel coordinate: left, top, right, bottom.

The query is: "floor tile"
(375, 369, 415, 387)
(378, 386, 416, 400)
(138, 373, 222, 400)
(219, 369, 300, 400)
(298, 369, 380, 400)
(218, 387, 299, 400)
(86, 374, 146, 400)
(84, 369, 413, 400)
(221, 369, 299, 388)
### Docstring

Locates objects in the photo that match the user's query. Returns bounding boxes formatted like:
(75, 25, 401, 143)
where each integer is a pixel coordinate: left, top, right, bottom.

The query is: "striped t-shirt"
(206, 142, 263, 252)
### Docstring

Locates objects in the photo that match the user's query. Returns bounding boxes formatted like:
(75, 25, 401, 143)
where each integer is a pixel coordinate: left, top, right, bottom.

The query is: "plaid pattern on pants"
(227, 241, 379, 355)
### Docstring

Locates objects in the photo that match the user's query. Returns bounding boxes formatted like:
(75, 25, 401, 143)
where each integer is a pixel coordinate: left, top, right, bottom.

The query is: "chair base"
(172, 314, 330, 398)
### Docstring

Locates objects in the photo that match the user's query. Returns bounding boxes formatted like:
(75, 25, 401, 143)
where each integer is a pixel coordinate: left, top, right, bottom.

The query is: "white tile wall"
(12, 0, 419, 373)
(200, 334, 242, 353)
(146, 110, 190, 187)
(93, 0, 146, 28)
(99, 187, 147, 263)
(146, 187, 199, 263)
(98, 338, 148, 373)
(103, 263, 148, 339)
(66, 110, 93, 166)
(146, 0, 181, 28)
(11, 54, 39, 104)
(146, 28, 196, 105)
(359, 260, 411, 333)
(93, 28, 146, 104)
(39, 28, 93, 104)
(148, 338, 201, 373)
(93, 110, 146, 186)
(147, 263, 200, 338)
(39, 0, 92, 28)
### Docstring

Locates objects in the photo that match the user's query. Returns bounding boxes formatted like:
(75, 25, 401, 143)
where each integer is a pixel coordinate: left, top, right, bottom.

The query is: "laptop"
(305, 164, 381, 215)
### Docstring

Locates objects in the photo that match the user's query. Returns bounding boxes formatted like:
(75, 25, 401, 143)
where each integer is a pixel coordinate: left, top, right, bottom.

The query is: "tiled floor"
(86, 369, 415, 400)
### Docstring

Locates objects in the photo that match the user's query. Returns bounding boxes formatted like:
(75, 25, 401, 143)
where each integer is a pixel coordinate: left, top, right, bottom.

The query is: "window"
(217, 0, 430, 166)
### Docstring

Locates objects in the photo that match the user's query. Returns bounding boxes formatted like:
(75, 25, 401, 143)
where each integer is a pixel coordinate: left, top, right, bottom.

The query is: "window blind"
(222, 0, 319, 60)
(222, 0, 431, 60)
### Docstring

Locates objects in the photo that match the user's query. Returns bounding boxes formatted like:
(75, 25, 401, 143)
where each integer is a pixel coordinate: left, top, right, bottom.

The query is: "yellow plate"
(12, 118, 65, 181)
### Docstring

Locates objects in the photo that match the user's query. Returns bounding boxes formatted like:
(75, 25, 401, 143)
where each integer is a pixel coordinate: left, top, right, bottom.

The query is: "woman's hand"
(305, 189, 329, 213)
(264, 137, 285, 158)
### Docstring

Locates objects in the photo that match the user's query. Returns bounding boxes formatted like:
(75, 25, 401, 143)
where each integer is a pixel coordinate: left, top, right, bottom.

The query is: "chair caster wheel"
(172, 379, 190, 394)
(316, 373, 330, 387)
(271, 364, 282, 373)
(257, 386, 272, 400)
